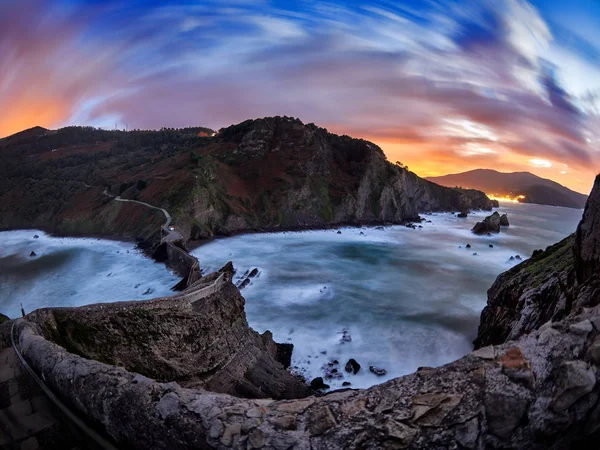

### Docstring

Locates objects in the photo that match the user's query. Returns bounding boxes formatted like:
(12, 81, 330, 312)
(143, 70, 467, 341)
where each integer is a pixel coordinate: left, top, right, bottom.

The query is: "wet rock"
(375, 226, 384, 230)
(337, 230, 342, 234)
(473, 253, 478, 256)
(359, 231, 365, 236)
(142, 288, 153, 295)
(238, 278, 251, 289)
(345, 358, 361, 374)
(509, 256, 515, 261)
(515, 255, 522, 260)
(466, 244, 471, 249)
(500, 213, 509, 226)
(248, 268, 259, 278)
(310, 377, 330, 390)
(276, 343, 294, 369)
(29, 251, 36, 257)
(33, 234, 39, 239)
(342, 381, 352, 387)
(489, 244, 494, 248)
(134, 284, 140, 289)
(472, 211, 502, 235)
(339, 329, 352, 344)
(457, 212, 468, 218)
(369, 366, 387, 376)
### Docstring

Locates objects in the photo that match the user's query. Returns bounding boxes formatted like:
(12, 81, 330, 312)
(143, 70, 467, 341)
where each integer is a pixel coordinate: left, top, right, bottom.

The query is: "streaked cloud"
(0, 0, 598, 193)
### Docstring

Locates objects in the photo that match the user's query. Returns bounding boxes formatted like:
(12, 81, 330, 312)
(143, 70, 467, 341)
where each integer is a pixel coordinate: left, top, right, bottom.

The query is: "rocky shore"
(4, 175, 599, 449)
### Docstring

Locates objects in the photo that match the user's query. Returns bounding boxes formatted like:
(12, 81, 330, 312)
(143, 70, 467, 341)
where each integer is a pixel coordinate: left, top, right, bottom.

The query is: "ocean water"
(191, 202, 582, 389)
(0, 202, 582, 390)
(0, 232, 180, 318)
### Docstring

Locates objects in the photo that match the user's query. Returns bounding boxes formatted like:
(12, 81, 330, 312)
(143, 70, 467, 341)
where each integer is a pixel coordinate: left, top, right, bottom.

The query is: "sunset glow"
(1, 0, 598, 194)
(486, 194, 527, 204)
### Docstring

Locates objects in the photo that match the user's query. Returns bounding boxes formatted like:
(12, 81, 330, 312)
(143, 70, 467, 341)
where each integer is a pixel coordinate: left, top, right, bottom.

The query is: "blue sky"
(1, 0, 598, 191)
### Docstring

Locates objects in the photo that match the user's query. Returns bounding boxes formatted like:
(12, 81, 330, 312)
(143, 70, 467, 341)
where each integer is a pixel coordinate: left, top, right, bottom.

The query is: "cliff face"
(0, 118, 492, 245)
(475, 174, 600, 349)
(26, 272, 309, 400)
(182, 117, 492, 239)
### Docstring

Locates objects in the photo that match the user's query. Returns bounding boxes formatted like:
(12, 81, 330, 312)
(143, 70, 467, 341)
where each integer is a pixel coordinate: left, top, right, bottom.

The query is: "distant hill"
(426, 169, 587, 209)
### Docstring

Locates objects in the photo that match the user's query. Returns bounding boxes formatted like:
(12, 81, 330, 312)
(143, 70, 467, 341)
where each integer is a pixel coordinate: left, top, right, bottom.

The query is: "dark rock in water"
(500, 213, 509, 226)
(337, 230, 342, 234)
(332, 359, 339, 365)
(345, 358, 361, 374)
(276, 343, 293, 369)
(489, 244, 494, 248)
(219, 261, 235, 275)
(473, 252, 478, 256)
(238, 278, 251, 289)
(418, 225, 423, 228)
(134, 284, 140, 289)
(310, 377, 329, 390)
(457, 212, 468, 218)
(472, 211, 502, 235)
(369, 366, 387, 376)
(515, 255, 522, 260)
(142, 288, 153, 295)
(405, 223, 416, 229)
(375, 226, 384, 230)
(359, 231, 365, 236)
(248, 268, 259, 278)
(466, 244, 471, 249)
(339, 330, 352, 344)
(107, 273, 112, 277)
(29, 251, 36, 257)
(33, 235, 39, 239)
(509, 256, 515, 261)
(342, 381, 352, 387)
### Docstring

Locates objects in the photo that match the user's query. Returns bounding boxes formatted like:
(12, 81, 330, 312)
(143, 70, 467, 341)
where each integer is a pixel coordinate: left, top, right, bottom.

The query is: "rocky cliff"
(475, 174, 600, 349)
(0, 118, 492, 246)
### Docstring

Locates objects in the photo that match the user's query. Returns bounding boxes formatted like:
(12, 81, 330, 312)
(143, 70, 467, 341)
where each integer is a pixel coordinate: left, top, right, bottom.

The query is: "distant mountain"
(426, 169, 588, 209)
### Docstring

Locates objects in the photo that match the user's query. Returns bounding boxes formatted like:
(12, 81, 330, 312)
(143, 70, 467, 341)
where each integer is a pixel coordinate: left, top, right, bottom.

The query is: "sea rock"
(457, 212, 468, 218)
(339, 329, 352, 344)
(500, 213, 509, 226)
(345, 358, 361, 374)
(33, 234, 39, 239)
(489, 244, 494, 248)
(276, 343, 293, 369)
(142, 288, 153, 295)
(369, 365, 387, 376)
(472, 211, 502, 235)
(310, 377, 330, 390)
(342, 381, 352, 387)
(466, 244, 471, 249)
(29, 251, 36, 257)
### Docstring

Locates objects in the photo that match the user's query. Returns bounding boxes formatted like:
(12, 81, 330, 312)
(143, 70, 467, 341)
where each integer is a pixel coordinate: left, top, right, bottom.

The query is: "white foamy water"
(191, 202, 582, 389)
(0, 232, 179, 317)
(0, 202, 582, 390)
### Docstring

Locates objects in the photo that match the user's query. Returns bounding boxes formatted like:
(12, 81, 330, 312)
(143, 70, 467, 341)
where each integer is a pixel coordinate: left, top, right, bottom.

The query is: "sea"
(0, 202, 583, 389)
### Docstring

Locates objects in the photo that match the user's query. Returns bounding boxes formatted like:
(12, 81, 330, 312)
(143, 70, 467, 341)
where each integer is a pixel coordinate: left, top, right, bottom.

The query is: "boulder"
(29, 251, 36, 257)
(472, 212, 502, 235)
(466, 244, 471, 249)
(369, 365, 387, 376)
(337, 230, 342, 234)
(489, 244, 494, 248)
(500, 213, 509, 226)
(339, 329, 352, 344)
(33, 234, 39, 239)
(310, 377, 330, 390)
(345, 358, 361, 374)
(457, 212, 468, 218)
(275, 343, 293, 369)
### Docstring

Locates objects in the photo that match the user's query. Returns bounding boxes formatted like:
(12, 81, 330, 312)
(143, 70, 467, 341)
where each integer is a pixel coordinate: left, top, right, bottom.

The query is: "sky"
(1, 0, 599, 194)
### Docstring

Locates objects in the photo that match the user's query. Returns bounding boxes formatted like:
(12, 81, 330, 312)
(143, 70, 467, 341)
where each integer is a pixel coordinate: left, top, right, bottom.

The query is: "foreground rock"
(24, 273, 308, 400)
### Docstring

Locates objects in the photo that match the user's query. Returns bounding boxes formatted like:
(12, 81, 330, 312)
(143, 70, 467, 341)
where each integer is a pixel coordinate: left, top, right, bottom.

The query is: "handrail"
(10, 321, 119, 450)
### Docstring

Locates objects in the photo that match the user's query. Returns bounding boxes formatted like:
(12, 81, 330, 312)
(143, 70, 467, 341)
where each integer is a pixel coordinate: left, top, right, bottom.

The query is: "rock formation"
(472, 211, 502, 234)
(24, 273, 308, 400)
(11, 174, 600, 448)
(499, 213, 509, 226)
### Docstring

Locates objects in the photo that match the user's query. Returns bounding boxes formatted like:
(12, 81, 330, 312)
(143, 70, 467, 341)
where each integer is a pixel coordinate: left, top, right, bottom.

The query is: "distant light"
(486, 194, 526, 203)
